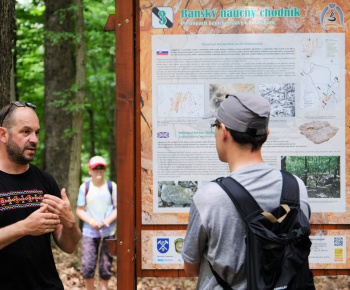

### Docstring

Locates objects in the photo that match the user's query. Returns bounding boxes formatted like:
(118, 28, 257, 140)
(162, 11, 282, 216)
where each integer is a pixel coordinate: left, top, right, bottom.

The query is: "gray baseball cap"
(204, 92, 271, 136)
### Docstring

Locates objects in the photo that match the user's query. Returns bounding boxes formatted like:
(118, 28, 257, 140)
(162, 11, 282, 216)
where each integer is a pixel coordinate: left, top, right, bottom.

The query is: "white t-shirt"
(77, 180, 117, 238)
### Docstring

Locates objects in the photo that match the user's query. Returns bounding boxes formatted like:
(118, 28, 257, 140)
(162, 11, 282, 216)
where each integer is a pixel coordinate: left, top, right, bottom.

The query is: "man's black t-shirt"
(0, 164, 64, 290)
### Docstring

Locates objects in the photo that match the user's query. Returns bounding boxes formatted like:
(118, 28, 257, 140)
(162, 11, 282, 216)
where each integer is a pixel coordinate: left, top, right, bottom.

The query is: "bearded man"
(0, 101, 81, 290)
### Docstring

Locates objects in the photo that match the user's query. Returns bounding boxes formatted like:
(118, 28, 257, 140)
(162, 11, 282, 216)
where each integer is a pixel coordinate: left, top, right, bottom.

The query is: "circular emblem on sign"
(174, 238, 184, 254)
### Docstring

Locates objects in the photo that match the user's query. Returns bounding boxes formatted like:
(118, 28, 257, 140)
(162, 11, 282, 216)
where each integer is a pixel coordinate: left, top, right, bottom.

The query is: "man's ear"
(221, 123, 229, 141)
(0, 127, 8, 143)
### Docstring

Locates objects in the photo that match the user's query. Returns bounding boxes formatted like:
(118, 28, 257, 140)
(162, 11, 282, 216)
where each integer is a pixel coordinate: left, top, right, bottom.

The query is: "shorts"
(81, 235, 114, 280)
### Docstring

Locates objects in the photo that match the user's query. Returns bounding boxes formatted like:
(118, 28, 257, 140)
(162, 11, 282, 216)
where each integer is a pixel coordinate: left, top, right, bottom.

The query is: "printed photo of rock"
(259, 83, 295, 117)
(209, 84, 255, 112)
(158, 181, 198, 208)
(281, 156, 340, 198)
(299, 121, 339, 144)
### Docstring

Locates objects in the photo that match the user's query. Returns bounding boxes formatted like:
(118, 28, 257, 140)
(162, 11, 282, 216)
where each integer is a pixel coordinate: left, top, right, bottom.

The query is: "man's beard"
(6, 135, 36, 165)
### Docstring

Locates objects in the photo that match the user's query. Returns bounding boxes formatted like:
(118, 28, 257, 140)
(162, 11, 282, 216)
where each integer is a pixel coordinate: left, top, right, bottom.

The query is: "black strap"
(215, 171, 299, 222)
(280, 170, 299, 207)
(215, 177, 263, 222)
(208, 261, 232, 290)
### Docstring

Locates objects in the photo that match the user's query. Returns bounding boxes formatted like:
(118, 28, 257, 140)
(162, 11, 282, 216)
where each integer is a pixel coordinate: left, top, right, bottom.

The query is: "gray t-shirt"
(181, 163, 310, 290)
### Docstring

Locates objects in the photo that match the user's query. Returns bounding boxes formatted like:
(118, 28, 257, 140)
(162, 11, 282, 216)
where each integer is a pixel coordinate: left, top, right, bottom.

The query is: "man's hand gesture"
(41, 188, 76, 229)
(24, 204, 60, 236)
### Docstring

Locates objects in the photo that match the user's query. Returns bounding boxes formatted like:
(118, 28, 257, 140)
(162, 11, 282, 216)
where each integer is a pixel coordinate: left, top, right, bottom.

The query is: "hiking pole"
(97, 225, 104, 267)
(95, 213, 107, 284)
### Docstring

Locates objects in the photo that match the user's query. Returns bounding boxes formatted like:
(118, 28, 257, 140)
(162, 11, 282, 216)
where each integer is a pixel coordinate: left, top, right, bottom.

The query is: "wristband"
(88, 219, 95, 225)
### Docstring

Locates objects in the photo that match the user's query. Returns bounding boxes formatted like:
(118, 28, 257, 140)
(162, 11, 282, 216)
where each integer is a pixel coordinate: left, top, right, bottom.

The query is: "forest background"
(0, 0, 116, 216)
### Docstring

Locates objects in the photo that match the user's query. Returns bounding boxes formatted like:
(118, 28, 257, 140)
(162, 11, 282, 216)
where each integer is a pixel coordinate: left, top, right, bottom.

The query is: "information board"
(138, 0, 350, 270)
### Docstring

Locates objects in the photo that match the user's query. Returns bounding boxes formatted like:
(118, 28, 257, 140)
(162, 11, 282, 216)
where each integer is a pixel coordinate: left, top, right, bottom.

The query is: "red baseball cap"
(88, 156, 107, 169)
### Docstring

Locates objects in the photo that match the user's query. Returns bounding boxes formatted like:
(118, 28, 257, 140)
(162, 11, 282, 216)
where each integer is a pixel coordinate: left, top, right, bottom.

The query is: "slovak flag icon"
(157, 50, 168, 55)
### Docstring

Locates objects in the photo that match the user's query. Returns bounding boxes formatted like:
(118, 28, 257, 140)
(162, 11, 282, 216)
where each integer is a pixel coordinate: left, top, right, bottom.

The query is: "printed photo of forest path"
(282, 156, 341, 198)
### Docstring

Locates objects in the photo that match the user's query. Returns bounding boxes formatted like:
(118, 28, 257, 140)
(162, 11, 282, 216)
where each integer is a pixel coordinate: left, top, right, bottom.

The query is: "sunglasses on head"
(0, 101, 37, 127)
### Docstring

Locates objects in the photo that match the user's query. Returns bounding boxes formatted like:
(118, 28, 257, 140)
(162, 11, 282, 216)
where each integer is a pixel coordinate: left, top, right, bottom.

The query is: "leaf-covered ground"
(53, 244, 350, 289)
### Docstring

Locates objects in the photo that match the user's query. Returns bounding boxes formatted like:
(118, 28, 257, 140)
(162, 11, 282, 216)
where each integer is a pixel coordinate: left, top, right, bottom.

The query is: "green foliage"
(15, 0, 116, 179)
(15, 1, 46, 167)
(54, 4, 78, 25)
(49, 86, 89, 112)
(81, 0, 116, 178)
(44, 31, 76, 45)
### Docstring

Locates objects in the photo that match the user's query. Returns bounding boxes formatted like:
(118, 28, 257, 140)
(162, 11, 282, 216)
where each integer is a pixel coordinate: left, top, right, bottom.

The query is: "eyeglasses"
(92, 166, 106, 171)
(0, 101, 37, 127)
(210, 120, 221, 132)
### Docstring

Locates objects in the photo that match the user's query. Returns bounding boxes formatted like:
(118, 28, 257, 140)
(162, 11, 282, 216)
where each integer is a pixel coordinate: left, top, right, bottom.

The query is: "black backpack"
(209, 170, 315, 290)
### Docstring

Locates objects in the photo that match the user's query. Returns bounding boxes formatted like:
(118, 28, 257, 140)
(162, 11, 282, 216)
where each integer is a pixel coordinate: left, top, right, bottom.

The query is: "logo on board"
(152, 7, 174, 29)
(174, 238, 184, 254)
(157, 238, 169, 253)
(320, 3, 345, 29)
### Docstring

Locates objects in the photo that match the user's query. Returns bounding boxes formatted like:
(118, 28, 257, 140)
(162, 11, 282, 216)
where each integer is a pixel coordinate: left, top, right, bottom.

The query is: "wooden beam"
(104, 14, 115, 32)
(135, 0, 143, 279)
(114, 0, 136, 288)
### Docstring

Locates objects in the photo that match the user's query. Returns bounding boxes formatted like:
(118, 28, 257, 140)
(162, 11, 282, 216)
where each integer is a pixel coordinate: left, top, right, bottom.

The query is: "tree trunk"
(304, 156, 308, 186)
(88, 108, 95, 157)
(334, 156, 340, 179)
(43, 0, 74, 189)
(0, 0, 15, 108)
(10, 53, 16, 102)
(10, 15, 17, 102)
(281, 156, 286, 171)
(68, 0, 86, 215)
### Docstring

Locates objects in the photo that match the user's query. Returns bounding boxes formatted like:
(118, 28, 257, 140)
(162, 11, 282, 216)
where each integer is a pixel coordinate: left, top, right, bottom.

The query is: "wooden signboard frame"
(104, 0, 350, 288)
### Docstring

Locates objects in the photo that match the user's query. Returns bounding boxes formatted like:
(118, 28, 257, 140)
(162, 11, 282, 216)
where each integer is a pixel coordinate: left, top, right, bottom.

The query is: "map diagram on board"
(300, 38, 340, 110)
(157, 84, 204, 118)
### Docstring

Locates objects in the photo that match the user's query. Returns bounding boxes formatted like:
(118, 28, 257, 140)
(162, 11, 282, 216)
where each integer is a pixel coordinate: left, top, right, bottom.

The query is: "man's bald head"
(0, 102, 37, 130)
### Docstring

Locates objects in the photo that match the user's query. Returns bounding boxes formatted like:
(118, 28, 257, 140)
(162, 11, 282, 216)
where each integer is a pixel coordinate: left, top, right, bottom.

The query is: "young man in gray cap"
(181, 93, 311, 289)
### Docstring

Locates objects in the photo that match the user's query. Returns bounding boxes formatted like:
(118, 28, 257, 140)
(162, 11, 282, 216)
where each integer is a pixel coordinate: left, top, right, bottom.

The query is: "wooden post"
(115, 0, 135, 285)
(105, 0, 136, 288)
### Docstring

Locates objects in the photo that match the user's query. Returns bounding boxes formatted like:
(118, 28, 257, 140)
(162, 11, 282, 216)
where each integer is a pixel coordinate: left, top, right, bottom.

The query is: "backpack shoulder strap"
(107, 180, 113, 195)
(214, 176, 263, 222)
(107, 180, 114, 205)
(208, 262, 233, 290)
(85, 180, 112, 195)
(85, 180, 90, 197)
(85, 180, 114, 204)
(210, 177, 262, 289)
(84, 180, 91, 205)
(280, 170, 300, 206)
